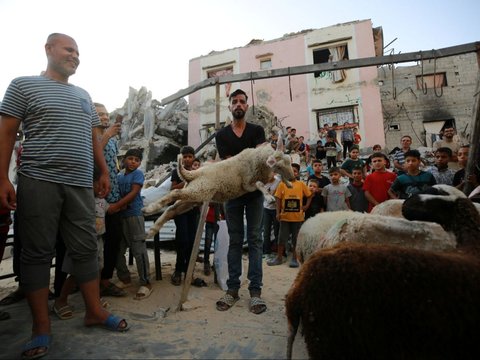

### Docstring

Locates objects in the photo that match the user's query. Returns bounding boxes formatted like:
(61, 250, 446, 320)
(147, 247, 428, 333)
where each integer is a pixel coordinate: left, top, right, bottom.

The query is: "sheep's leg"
(146, 200, 197, 238)
(286, 316, 300, 360)
(143, 190, 183, 215)
(255, 181, 275, 203)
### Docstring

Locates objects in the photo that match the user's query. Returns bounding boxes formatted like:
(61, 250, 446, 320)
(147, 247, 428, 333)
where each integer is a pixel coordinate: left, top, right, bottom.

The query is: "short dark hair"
(312, 159, 323, 166)
(328, 166, 341, 174)
(370, 152, 388, 161)
(435, 147, 453, 157)
(125, 148, 143, 160)
(352, 166, 363, 173)
(229, 89, 248, 102)
(180, 146, 195, 156)
(291, 163, 301, 172)
(350, 145, 360, 152)
(373, 144, 382, 150)
(401, 135, 412, 141)
(308, 178, 319, 186)
(404, 149, 421, 159)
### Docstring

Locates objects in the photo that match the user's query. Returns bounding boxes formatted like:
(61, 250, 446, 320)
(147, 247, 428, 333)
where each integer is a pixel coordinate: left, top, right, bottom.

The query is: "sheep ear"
(266, 155, 277, 168)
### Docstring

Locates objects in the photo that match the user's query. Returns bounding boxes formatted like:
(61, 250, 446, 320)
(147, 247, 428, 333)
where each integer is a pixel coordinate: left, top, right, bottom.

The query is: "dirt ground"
(0, 249, 308, 359)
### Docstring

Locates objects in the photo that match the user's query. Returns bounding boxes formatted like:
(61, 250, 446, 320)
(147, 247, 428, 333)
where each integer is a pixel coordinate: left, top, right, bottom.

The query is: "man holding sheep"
(215, 89, 267, 315)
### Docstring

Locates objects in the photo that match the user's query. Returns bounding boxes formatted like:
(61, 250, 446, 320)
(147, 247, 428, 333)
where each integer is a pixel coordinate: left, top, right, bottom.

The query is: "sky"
(1, 0, 479, 111)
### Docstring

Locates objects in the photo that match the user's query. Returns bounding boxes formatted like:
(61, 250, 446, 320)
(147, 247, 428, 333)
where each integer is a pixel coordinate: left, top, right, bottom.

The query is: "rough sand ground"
(0, 249, 308, 359)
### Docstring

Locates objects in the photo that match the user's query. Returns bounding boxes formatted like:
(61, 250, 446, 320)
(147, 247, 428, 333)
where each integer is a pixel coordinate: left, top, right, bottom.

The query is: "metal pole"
(177, 202, 209, 311)
(463, 71, 480, 195)
(215, 81, 220, 130)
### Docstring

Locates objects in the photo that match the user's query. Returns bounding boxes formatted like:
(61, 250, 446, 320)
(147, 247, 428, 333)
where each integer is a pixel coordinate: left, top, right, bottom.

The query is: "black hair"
(350, 145, 360, 152)
(229, 89, 248, 102)
(370, 152, 388, 161)
(312, 159, 323, 165)
(180, 146, 195, 156)
(328, 166, 341, 174)
(404, 149, 421, 159)
(291, 163, 301, 172)
(435, 147, 453, 157)
(125, 148, 143, 160)
(308, 178, 319, 186)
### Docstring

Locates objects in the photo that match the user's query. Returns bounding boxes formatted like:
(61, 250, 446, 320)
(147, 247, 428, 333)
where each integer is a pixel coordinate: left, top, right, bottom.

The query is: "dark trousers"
(204, 222, 219, 264)
(13, 212, 67, 296)
(343, 141, 354, 159)
(101, 212, 122, 280)
(327, 156, 337, 169)
(174, 209, 199, 273)
(262, 208, 279, 254)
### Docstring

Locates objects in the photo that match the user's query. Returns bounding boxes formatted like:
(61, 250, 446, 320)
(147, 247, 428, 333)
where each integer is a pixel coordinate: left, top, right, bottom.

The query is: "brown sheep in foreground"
(285, 187, 480, 360)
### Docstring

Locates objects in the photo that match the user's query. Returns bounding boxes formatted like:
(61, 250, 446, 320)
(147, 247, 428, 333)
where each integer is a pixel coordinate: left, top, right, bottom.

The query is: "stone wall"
(378, 52, 478, 151)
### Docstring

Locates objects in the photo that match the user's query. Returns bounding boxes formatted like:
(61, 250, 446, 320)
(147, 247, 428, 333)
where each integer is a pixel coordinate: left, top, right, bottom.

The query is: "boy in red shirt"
(363, 152, 397, 212)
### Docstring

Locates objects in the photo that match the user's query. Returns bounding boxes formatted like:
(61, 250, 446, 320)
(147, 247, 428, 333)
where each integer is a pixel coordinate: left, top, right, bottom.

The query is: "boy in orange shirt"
(268, 163, 311, 268)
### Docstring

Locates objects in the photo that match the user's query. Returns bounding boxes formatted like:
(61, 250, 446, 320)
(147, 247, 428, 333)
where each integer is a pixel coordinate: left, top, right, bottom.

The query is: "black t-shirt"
(215, 122, 266, 200)
(215, 123, 266, 159)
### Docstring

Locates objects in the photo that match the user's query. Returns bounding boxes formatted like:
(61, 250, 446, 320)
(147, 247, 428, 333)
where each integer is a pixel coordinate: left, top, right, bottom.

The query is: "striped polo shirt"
(0, 76, 100, 188)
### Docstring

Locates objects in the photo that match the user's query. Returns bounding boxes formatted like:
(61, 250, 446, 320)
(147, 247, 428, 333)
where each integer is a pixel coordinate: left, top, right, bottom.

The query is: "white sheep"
(296, 209, 456, 265)
(286, 188, 480, 359)
(143, 143, 295, 238)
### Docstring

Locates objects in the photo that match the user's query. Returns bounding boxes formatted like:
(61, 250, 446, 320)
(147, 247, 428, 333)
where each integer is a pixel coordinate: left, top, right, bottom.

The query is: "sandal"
(0, 310, 10, 321)
(100, 297, 109, 308)
(134, 285, 153, 300)
(52, 304, 74, 320)
(216, 293, 239, 311)
(86, 314, 130, 332)
(22, 334, 51, 360)
(0, 288, 25, 305)
(192, 278, 207, 287)
(249, 297, 267, 315)
(100, 283, 127, 297)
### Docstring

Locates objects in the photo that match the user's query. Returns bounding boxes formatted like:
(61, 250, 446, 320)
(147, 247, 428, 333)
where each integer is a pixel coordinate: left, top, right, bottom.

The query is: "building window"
(315, 105, 358, 130)
(260, 59, 272, 70)
(207, 66, 234, 98)
(416, 73, 447, 90)
(313, 44, 349, 82)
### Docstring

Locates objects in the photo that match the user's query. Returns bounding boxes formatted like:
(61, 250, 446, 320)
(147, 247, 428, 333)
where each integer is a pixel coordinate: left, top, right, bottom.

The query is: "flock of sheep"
(142, 143, 480, 359)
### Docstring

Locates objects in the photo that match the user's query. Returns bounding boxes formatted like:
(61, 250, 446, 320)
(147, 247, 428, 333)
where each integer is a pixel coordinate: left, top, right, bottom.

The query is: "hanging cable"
(391, 59, 397, 100)
(288, 67, 293, 102)
(420, 51, 428, 95)
(250, 72, 255, 115)
(433, 50, 443, 98)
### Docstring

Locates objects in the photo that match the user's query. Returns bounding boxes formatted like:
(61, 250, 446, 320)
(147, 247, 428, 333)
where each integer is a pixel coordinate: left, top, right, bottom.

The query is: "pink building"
(188, 19, 384, 149)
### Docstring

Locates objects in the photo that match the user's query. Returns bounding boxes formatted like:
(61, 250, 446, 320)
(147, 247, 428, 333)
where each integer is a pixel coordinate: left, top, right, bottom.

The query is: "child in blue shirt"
(114, 149, 152, 300)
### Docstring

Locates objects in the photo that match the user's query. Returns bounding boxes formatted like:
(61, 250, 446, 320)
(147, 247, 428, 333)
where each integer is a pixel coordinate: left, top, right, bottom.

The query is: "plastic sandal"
(22, 334, 51, 360)
(216, 293, 239, 311)
(249, 297, 267, 315)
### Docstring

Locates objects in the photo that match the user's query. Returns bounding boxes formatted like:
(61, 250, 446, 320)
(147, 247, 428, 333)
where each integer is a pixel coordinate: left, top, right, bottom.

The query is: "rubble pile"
(110, 86, 188, 176)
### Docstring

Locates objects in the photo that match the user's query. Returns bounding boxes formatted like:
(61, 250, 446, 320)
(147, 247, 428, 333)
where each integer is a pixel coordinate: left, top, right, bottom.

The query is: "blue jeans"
(225, 193, 264, 294)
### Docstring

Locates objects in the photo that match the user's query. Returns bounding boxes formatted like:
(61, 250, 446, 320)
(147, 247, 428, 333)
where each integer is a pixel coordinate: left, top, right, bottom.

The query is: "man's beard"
(232, 108, 245, 120)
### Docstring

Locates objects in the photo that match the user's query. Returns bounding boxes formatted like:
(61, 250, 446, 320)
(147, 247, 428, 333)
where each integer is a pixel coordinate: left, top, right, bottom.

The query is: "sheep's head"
(267, 150, 295, 188)
(402, 186, 477, 233)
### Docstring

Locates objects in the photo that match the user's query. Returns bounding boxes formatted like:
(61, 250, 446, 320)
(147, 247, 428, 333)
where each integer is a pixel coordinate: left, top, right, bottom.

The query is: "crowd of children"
(2, 122, 479, 319)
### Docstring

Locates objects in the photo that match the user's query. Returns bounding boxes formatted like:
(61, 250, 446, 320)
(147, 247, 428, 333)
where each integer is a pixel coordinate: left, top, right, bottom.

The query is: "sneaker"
(289, 258, 299, 268)
(171, 271, 182, 286)
(267, 257, 284, 266)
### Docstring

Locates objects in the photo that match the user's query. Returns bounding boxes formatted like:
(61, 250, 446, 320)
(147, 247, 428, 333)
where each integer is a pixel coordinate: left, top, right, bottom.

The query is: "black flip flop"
(0, 289, 25, 306)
